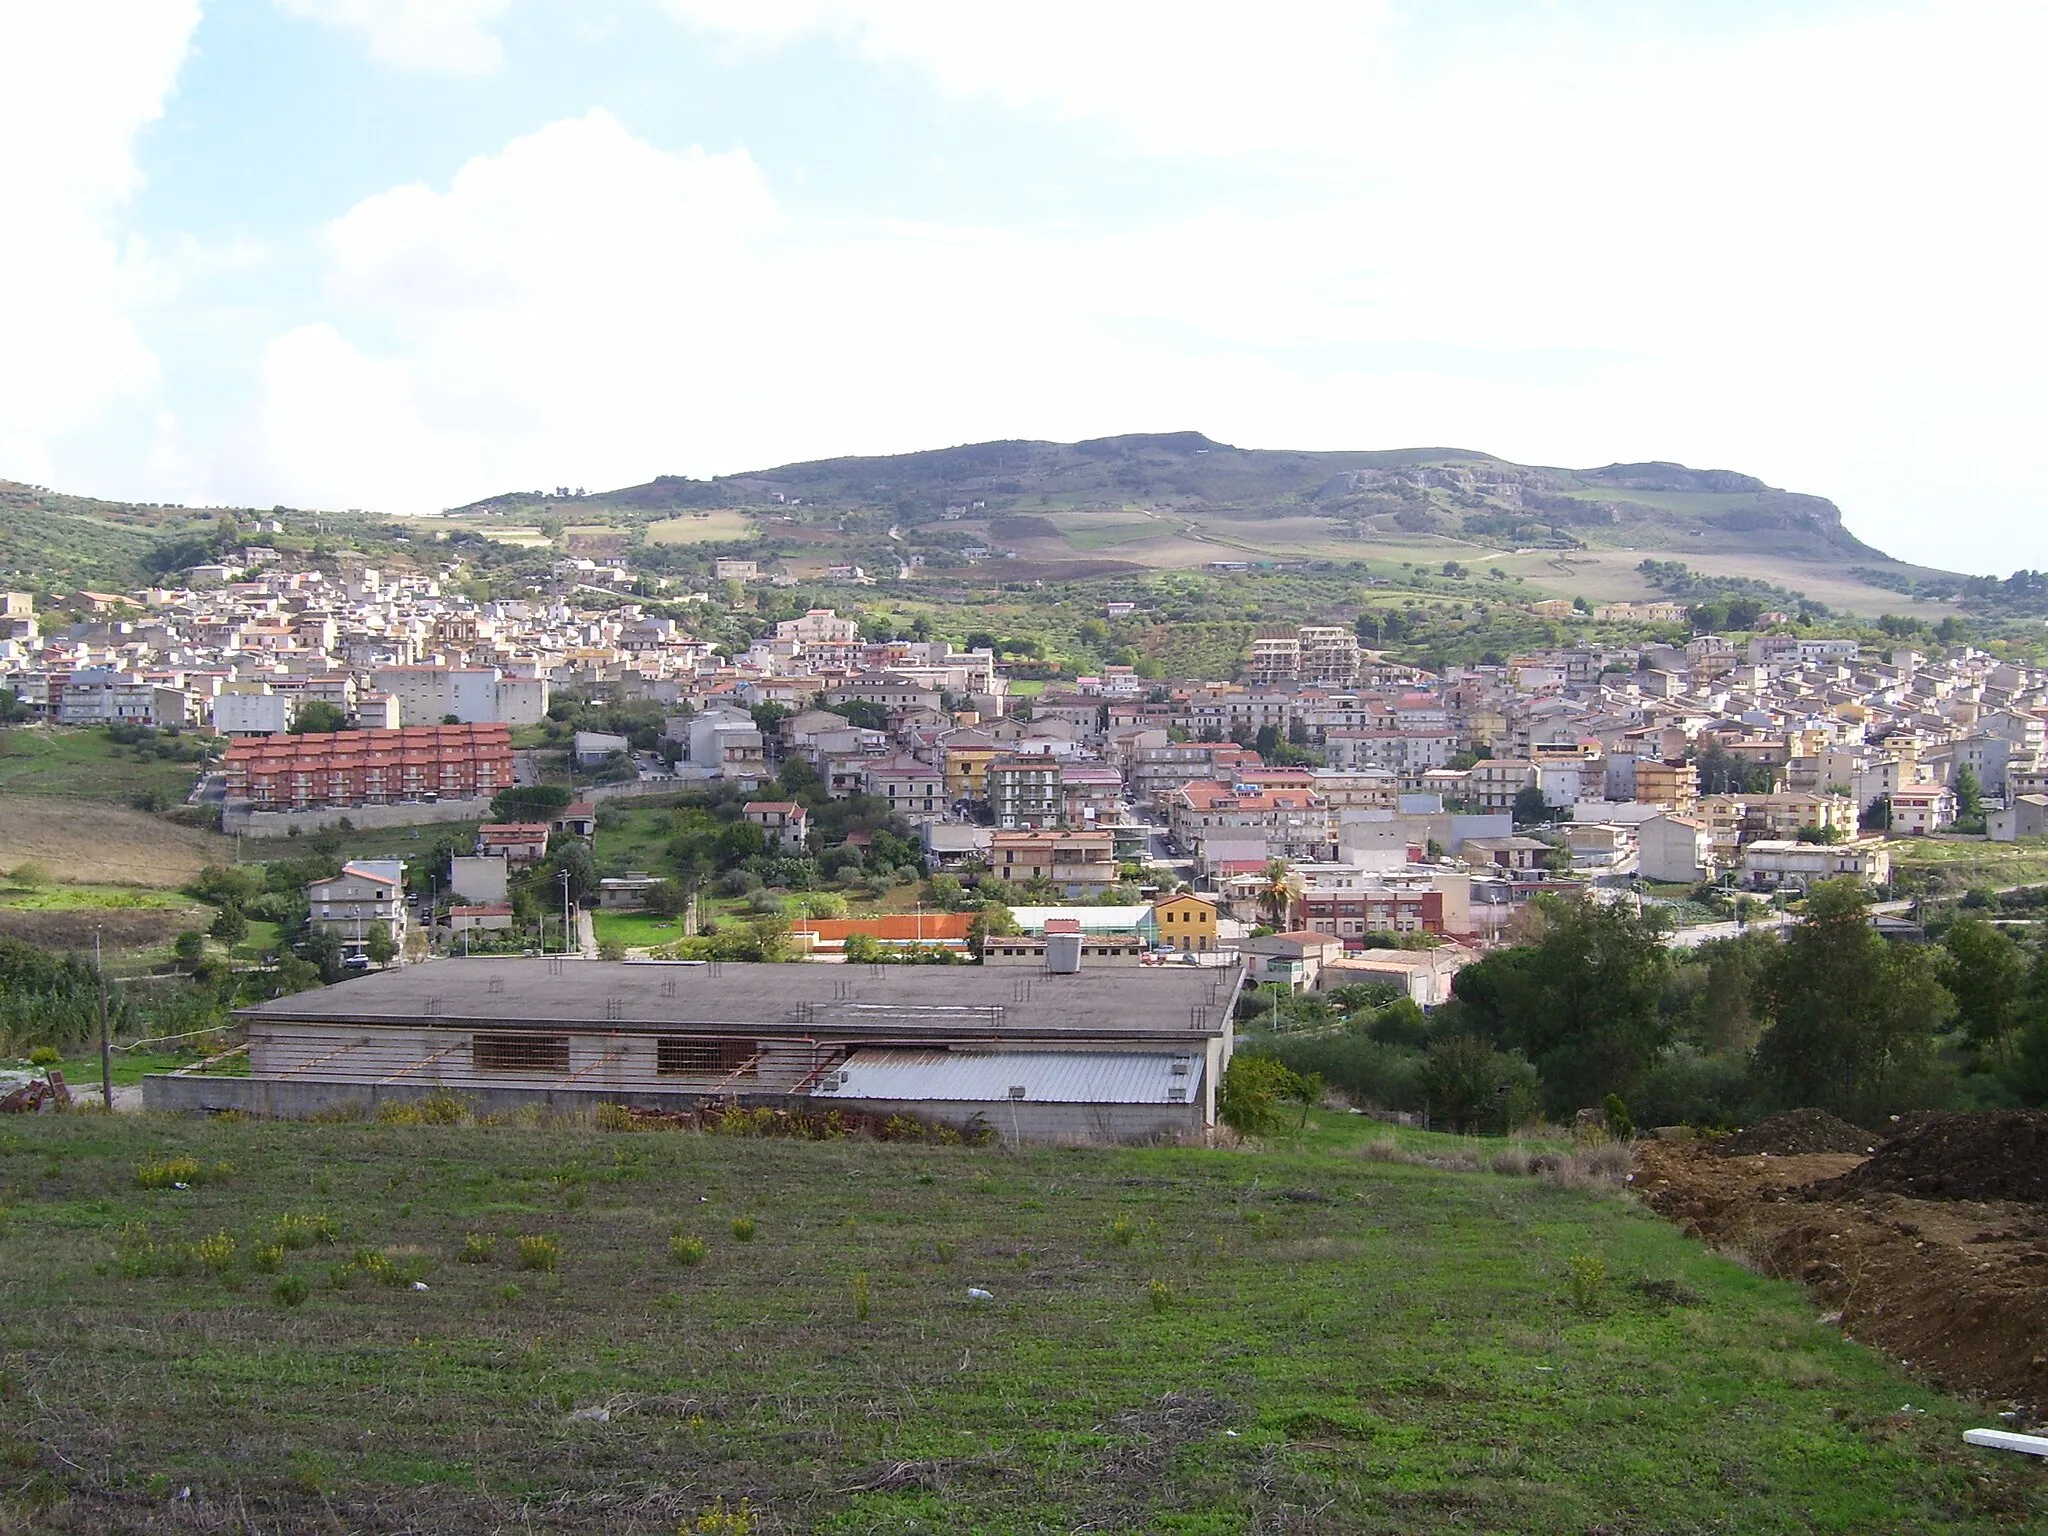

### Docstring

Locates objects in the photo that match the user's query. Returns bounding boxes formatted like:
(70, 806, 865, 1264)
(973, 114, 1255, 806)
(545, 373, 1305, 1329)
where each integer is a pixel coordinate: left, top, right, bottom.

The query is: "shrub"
(460, 1233, 494, 1265)
(515, 1234, 562, 1271)
(1566, 1251, 1607, 1313)
(593, 1102, 633, 1133)
(688, 1497, 758, 1535)
(192, 1232, 236, 1275)
(1147, 1277, 1176, 1314)
(355, 1250, 398, 1286)
(852, 1270, 871, 1322)
(276, 1213, 337, 1249)
(1108, 1214, 1137, 1248)
(249, 1242, 285, 1275)
(729, 1216, 757, 1243)
(25, 1046, 59, 1068)
(135, 1157, 201, 1190)
(273, 1274, 310, 1307)
(669, 1234, 707, 1267)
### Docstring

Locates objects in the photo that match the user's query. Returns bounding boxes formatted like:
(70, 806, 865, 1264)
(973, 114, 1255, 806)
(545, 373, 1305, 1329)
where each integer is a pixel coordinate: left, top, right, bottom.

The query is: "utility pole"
(95, 929, 112, 1115)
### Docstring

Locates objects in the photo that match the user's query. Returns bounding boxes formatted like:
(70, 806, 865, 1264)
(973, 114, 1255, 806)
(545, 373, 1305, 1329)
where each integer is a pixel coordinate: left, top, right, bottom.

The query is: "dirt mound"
(1813, 1111, 2048, 1205)
(1715, 1109, 1875, 1157)
(1637, 1139, 2048, 1411)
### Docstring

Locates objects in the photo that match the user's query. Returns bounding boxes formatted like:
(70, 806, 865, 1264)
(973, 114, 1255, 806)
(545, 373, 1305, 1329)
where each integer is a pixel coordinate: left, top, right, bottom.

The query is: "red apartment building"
(223, 725, 515, 810)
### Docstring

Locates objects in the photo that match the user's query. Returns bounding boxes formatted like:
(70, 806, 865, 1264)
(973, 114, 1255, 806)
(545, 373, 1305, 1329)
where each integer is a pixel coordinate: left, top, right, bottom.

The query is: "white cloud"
(649, 0, 2048, 568)
(274, 0, 509, 76)
(0, 1, 198, 482)
(664, 0, 1400, 162)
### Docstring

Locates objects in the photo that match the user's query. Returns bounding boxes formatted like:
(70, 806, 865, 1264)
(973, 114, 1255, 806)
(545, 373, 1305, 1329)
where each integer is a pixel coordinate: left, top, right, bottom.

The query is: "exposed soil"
(1637, 1137, 2048, 1413)
(1714, 1108, 1877, 1158)
(0, 907, 195, 952)
(1813, 1111, 2048, 1205)
(0, 798, 233, 887)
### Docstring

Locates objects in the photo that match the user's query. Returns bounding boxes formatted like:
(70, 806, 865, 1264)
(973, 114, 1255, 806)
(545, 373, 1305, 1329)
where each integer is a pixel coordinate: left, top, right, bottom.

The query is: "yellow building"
(940, 739, 999, 801)
(1151, 891, 1219, 952)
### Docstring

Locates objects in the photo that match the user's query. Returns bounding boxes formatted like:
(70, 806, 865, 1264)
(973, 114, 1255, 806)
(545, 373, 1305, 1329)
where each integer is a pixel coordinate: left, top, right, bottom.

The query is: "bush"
(729, 1216, 757, 1243)
(136, 1157, 201, 1189)
(670, 1234, 708, 1267)
(276, 1213, 337, 1249)
(1566, 1251, 1607, 1313)
(26, 1046, 59, 1068)
(515, 1234, 561, 1272)
(273, 1274, 310, 1307)
(249, 1242, 285, 1275)
(460, 1234, 494, 1264)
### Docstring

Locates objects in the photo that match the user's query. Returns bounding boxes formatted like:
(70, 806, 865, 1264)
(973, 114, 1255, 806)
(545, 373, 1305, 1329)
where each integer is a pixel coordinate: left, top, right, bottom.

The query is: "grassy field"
(590, 909, 688, 950)
(646, 511, 757, 544)
(0, 1112, 2036, 1533)
(1888, 836, 2048, 892)
(595, 804, 682, 875)
(0, 726, 204, 803)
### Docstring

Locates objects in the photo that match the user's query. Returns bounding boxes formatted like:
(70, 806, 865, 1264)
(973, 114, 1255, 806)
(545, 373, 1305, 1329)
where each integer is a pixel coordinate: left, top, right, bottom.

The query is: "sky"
(2, 1, 2045, 572)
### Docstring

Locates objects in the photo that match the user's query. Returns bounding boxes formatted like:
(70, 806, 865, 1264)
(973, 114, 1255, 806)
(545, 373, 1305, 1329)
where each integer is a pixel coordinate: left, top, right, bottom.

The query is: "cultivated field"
(645, 511, 757, 544)
(0, 1113, 2037, 1533)
(0, 798, 232, 888)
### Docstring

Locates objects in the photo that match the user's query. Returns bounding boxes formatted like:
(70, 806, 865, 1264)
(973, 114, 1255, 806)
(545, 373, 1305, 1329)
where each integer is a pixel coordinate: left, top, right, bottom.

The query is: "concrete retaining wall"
(142, 1075, 1205, 1145)
(225, 796, 497, 838)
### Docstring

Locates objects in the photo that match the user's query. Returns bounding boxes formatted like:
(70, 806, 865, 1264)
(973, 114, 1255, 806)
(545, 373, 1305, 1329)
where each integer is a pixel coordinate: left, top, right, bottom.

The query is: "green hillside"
(449, 433, 1940, 592)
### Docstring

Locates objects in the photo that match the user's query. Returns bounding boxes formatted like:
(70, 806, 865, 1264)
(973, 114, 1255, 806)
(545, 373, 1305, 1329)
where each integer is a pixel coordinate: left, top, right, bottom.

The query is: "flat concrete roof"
(239, 958, 1238, 1043)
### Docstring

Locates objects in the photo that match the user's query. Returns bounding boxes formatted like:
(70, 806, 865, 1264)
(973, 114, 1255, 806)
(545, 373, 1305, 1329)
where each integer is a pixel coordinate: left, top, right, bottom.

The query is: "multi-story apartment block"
(989, 829, 1120, 897)
(987, 756, 1063, 829)
(308, 859, 407, 962)
(224, 725, 516, 810)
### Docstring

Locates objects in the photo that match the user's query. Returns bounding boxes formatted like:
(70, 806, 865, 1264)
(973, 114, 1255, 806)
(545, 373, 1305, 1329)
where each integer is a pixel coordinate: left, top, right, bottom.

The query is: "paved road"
(576, 906, 597, 959)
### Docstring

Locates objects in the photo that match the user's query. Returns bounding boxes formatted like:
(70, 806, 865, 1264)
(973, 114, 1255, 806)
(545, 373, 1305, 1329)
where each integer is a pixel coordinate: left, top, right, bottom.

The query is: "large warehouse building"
(147, 957, 1244, 1144)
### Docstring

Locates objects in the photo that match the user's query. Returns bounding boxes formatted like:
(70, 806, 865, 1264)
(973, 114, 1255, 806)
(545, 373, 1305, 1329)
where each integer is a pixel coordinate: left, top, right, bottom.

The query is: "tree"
(1954, 765, 1986, 829)
(966, 902, 1020, 960)
(549, 840, 600, 904)
(1447, 897, 1671, 1115)
(645, 879, 688, 919)
(1257, 860, 1294, 930)
(208, 905, 248, 945)
(1861, 793, 1893, 832)
(172, 930, 207, 969)
(1511, 786, 1550, 828)
(1942, 918, 2027, 1062)
(1421, 1035, 1524, 1132)
(289, 700, 347, 734)
(1754, 878, 1950, 1119)
(491, 784, 571, 822)
(365, 924, 396, 966)
(1218, 1055, 1306, 1139)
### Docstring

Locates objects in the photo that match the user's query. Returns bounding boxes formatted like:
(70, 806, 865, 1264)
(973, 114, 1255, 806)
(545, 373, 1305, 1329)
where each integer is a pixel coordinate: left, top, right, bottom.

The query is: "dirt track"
(1638, 1139, 2048, 1413)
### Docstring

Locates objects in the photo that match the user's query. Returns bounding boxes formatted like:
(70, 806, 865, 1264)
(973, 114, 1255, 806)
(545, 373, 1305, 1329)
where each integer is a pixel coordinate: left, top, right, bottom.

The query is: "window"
(657, 1038, 757, 1076)
(472, 1033, 570, 1074)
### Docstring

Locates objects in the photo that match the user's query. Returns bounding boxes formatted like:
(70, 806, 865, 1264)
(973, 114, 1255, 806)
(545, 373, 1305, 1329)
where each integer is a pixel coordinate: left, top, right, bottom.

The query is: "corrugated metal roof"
(812, 1048, 1204, 1105)
(1008, 906, 1152, 934)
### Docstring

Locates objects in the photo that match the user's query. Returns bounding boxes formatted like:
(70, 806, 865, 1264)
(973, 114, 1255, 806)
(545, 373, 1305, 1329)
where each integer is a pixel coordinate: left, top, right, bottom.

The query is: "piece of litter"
(411, 1281, 429, 1291)
(568, 1406, 611, 1424)
(1964, 1428, 2048, 1459)
(173, 1487, 191, 1502)
(966, 1287, 994, 1301)
(1534, 1366, 1554, 1372)
(172, 1182, 190, 1191)
(1225, 1430, 1239, 1437)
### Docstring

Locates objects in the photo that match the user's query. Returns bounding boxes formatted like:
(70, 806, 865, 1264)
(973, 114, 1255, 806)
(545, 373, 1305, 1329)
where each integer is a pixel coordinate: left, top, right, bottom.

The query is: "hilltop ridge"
(453, 432, 1889, 567)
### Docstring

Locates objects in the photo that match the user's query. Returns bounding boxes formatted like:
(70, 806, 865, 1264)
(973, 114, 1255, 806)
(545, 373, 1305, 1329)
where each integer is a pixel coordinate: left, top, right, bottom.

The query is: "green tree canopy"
(1446, 897, 1671, 1115)
(1754, 879, 1950, 1120)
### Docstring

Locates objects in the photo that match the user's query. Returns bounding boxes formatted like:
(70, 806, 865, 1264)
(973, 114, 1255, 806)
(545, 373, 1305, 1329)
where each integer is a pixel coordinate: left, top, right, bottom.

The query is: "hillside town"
(6, 556, 2046, 988)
